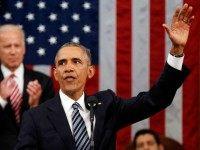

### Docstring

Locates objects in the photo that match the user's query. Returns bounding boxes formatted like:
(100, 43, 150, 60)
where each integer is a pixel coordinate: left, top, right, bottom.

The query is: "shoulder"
(95, 89, 116, 98)
(24, 67, 52, 81)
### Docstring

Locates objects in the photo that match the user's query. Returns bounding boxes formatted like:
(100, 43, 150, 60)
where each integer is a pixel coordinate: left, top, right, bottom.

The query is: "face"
(136, 134, 162, 150)
(0, 28, 25, 71)
(54, 46, 95, 99)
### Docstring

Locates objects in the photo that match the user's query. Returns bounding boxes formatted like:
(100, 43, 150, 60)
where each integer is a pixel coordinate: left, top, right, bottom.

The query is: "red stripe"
(116, 0, 132, 149)
(85, 65, 99, 94)
(183, 0, 200, 149)
(149, 0, 165, 135)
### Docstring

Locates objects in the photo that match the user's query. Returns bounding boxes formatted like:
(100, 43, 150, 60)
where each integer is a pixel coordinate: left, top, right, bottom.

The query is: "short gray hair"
(0, 24, 25, 45)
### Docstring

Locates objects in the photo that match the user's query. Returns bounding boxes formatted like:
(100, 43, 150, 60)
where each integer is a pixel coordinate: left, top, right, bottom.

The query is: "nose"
(9, 45, 17, 54)
(64, 62, 74, 72)
(143, 144, 150, 150)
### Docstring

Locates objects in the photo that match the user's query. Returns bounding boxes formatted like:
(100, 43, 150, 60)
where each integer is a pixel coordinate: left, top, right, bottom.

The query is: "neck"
(63, 90, 83, 101)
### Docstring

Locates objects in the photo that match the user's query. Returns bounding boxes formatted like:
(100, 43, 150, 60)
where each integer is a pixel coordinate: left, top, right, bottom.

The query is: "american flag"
(0, 0, 200, 149)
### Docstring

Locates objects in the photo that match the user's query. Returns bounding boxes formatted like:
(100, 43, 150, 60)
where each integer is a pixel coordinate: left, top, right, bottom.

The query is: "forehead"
(56, 46, 87, 61)
(137, 134, 156, 143)
(0, 29, 22, 41)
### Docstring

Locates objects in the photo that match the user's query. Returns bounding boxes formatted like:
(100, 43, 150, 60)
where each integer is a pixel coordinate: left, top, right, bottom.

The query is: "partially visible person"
(0, 24, 55, 150)
(131, 129, 164, 150)
(160, 136, 183, 150)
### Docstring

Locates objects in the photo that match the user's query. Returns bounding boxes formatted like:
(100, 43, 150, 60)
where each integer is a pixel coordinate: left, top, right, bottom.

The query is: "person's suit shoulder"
(24, 67, 51, 80)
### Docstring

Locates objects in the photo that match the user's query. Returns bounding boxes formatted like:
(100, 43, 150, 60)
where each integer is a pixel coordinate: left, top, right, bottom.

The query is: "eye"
(57, 59, 67, 66)
(72, 58, 82, 64)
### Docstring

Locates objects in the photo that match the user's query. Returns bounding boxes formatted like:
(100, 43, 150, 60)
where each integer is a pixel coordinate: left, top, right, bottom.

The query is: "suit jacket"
(15, 64, 189, 150)
(0, 67, 55, 150)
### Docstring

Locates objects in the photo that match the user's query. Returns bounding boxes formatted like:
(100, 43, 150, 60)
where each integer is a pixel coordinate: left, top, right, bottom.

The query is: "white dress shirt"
(60, 90, 95, 138)
(0, 64, 24, 108)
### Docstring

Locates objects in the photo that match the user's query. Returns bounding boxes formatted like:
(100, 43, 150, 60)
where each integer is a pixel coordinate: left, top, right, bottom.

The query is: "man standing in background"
(0, 24, 55, 150)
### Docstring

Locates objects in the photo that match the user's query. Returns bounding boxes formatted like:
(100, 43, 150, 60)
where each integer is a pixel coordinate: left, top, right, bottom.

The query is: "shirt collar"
(59, 89, 88, 112)
(1, 63, 24, 78)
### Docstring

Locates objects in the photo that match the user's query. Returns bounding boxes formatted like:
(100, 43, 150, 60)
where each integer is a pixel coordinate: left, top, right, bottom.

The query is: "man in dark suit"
(0, 24, 55, 149)
(16, 4, 193, 150)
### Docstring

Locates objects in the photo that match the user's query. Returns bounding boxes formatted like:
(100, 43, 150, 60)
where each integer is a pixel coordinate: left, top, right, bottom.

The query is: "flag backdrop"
(0, 0, 200, 149)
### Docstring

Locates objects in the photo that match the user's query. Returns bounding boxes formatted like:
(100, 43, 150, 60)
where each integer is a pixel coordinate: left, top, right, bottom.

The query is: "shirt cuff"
(167, 53, 184, 71)
(0, 96, 8, 109)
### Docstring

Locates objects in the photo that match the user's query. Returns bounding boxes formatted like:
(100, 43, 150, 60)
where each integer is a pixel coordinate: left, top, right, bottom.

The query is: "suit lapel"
(46, 95, 76, 149)
(84, 94, 106, 149)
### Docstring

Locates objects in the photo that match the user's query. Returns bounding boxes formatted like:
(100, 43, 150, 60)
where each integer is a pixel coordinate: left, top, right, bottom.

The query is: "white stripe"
(131, 0, 150, 139)
(33, 65, 51, 76)
(165, 0, 183, 144)
(99, 0, 116, 91)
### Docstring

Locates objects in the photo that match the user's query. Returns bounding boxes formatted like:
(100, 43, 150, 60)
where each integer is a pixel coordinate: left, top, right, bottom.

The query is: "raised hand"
(27, 80, 42, 107)
(163, 3, 194, 56)
(0, 76, 16, 100)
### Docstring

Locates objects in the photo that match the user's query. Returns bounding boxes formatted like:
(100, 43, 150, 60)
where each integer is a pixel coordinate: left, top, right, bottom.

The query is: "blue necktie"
(72, 102, 90, 150)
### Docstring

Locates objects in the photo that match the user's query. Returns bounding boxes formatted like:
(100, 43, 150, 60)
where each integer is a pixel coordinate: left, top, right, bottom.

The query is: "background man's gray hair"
(0, 24, 25, 45)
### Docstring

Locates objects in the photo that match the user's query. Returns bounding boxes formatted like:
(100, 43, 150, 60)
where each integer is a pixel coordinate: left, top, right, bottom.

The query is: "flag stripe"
(183, 0, 200, 149)
(149, 0, 166, 135)
(165, 0, 183, 143)
(33, 65, 52, 76)
(131, 0, 150, 138)
(116, 0, 132, 148)
(99, 0, 116, 91)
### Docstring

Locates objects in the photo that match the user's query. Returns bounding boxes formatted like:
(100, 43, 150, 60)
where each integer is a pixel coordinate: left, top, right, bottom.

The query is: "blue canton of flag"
(0, 0, 98, 65)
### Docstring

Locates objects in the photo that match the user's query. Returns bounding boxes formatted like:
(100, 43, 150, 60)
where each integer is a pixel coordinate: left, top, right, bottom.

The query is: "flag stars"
(37, 47, 46, 56)
(83, 25, 91, 33)
(60, 25, 68, 33)
(48, 36, 57, 45)
(3, 12, 12, 20)
(37, 24, 46, 33)
(26, 13, 35, 21)
(49, 13, 57, 21)
(38, 1, 46, 9)
(26, 36, 35, 44)
(60, 1, 69, 10)
(71, 36, 79, 43)
(83, 2, 91, 10)
(15, 1, 23, 9)
(72, 13, 80, 21)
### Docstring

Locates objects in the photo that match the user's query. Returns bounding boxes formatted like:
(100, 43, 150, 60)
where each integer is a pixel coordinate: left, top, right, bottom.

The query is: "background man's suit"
(0, 67, 55, 150)
(15, 64, 189, 150)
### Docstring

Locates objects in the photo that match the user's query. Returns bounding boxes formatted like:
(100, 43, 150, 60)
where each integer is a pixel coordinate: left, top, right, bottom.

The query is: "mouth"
(64, 75, 76, 81)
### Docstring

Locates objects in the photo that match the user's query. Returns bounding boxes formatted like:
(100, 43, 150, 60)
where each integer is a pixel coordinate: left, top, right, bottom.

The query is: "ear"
(87, 65, 95, 79)
(53, 67, 58, 81)
(158, 144, 164, 150)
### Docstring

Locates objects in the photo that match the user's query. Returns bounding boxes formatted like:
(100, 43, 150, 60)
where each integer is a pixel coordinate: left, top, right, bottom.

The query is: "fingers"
(27, 80, 42, 96)
(172, 6, 181, 23)
(188, 15, 195, 26)
(162, 24, 171, 36)
(178, 3, 189, 21)
(184, 6, 193, 20)
(178, 3, 193, 24)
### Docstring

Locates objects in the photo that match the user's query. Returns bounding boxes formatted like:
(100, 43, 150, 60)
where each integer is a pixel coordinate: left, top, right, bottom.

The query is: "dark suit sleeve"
(109, 63, 189, 130)
(15, 111, 38, 150)
(39, 76, 55, 104)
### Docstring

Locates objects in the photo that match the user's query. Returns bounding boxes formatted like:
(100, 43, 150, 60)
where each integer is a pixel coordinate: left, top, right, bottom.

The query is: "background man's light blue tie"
(72, 102, 90, 150)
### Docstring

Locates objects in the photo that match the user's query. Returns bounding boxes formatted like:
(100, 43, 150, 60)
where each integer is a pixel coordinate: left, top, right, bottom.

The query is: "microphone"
(85, 96, 101, 150)
(86, 96, 99, 110)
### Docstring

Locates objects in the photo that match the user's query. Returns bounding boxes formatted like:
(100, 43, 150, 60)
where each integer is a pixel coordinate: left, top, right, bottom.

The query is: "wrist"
(170, 52, 184, 57)
(170, 46, 184, 57)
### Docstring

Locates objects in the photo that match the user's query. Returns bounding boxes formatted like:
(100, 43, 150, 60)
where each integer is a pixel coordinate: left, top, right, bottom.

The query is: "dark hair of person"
(55, 42, 92, 65)
(133, 129, 161, 149)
